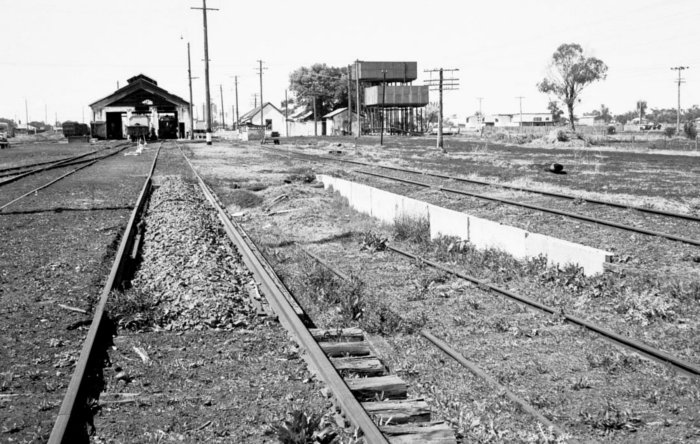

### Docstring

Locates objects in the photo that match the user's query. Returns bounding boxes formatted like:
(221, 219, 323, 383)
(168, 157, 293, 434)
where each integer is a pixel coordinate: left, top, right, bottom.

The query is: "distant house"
(323, 107, 358, 136)
(579, 113, 608, 126)
(468, 112, 554, 128)
(287, 107, 322, 137)
(238, 102, 285, 131)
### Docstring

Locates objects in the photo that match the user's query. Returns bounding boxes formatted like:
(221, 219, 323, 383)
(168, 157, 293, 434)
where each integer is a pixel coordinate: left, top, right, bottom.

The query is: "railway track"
(0, 142, 132, 184)
(0, 142, 136, 211)
(48, 143, 461, 443)
(261, 146, 700, 248)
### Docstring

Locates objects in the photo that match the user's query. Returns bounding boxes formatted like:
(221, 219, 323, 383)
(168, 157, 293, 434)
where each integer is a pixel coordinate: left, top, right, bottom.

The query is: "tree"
(288, 64, 348, 117)
(537, 43, 608, 131)
(547, 100, 564, 123)
(596, 104, 612, 123)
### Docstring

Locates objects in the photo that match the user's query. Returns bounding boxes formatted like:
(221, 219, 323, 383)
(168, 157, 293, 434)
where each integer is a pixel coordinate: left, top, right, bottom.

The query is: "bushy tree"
(547, 100, 564, 123)
(537, 43, 608, 131)
(288, 64, 348, 117)
(599, 104, 612, 123)
(684, 120, 697, 140)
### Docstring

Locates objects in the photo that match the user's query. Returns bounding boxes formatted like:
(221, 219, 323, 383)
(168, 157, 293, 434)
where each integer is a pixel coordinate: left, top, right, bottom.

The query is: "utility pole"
(256, 60, 267, 128)
(234, 76, 239, 128)
(313, 94, 318, 137)
(476, 97, 484, 127)
(516, 96, 525, 130)
(191, 0, 218, 145)
(44, 104, 47, 125)
(186, 42, 197, 139)
(346, 64, 353, 136)
(380, 70, 387, 146)
(671, 66, 689, 133)
(424, 68, 459, 153)
(355, 60, 361, 138)
(251, 93, 258, 108)
(284, 89, 289, 137)
(231, 105, 235, 129)
(219, 84, 225, 130)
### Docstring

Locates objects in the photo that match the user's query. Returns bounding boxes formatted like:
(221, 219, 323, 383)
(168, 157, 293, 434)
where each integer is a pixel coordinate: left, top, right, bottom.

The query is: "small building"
(89, 74, 191, 140)
(238, 102, 286, 131)
(323, 107, 358, 136)
(510, 112, 554, 127)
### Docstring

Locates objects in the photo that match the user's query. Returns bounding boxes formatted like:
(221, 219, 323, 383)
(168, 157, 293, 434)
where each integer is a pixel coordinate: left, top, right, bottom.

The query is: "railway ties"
(180, 145, 458, 443)
(310, 327, 456, 442)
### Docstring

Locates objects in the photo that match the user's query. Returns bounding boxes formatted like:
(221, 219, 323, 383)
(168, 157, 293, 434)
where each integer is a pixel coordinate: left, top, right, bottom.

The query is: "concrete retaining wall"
(318, 175, 612, 275)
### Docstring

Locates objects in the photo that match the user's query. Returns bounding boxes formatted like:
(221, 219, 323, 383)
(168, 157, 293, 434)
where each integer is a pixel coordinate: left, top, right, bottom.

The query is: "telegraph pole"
(24, 99, 28, 130)
(219, 84, 225, 130)
(347, 64, 353, 136)
(425, 68, 459, 153)
(516, 96, 525, 130)
(476, 97, 484, 126)
(671, 66, 689, 133)
(186, 42, 197, 139)
(285, 89, 289, 137)
(234, 76, 239, 128)
(380, 70, 387, 145)
(355, 60, 361, 138)
(256, 60, 267, 127)
(191, 0, 218, 145)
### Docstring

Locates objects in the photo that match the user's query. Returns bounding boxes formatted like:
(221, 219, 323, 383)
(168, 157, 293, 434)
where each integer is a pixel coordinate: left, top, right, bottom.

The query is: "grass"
(272, 410, 322, 444)
(580, 401, 643, 435)
(393, 215, 430, 244)
(108, 288, 160, 331)
(229, 189, 264, 208)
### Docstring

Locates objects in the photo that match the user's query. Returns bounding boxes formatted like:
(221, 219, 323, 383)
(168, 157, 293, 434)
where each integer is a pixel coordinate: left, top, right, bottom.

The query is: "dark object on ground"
(548, 163, 566, 174)
(328, 150, 343, 155)
(0, 136, 8, 149)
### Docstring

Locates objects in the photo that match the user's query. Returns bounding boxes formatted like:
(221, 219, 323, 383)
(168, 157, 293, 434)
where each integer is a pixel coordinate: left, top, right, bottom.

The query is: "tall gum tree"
(537, 43, 608, 131)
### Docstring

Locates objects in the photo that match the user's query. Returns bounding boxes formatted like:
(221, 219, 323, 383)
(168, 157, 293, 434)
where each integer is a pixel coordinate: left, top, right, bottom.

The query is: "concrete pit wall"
(318, 174, 612, 275)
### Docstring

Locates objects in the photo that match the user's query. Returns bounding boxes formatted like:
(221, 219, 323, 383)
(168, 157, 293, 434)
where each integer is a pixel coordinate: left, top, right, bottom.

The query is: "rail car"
(62, 121, 90, 137)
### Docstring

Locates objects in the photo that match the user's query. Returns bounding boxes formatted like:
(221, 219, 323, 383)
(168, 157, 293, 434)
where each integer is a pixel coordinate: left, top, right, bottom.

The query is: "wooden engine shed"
(90, 74, 191, 140)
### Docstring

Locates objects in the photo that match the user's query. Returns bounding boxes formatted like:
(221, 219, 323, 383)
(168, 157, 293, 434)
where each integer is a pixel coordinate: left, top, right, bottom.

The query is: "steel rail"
(387, 244, 700, 377)
(420, 331, 568, 438)
(0, 160, 98, 211)
(179, 147, 388, 443)
(295, 242, 570, 437)
(0, 146, 113, 185)
(1, 143, 135, 211)
(49, 144, 161, 443)
(264, 146, 700, 223)
(356, 169, 700, 248)
(0, 148, 109, 175)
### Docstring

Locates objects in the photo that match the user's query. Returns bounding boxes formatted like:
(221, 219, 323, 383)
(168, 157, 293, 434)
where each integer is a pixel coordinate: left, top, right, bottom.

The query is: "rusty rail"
(48, 144, 161, 443)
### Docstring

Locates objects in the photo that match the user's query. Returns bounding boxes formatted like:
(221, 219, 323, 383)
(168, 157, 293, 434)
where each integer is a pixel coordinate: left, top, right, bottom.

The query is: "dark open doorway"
(106, 112, 124, 139)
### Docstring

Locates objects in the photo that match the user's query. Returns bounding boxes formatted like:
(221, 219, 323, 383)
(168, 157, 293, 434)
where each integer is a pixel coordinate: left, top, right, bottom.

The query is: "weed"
(361, 304, 427, 335)
(580, 401, 642, 434)
(393, 215, 430, 244)
(616, 288, 676, 325)
(586, 351, 641, 374)
(572, 376, 592, 390)
(272, 410, 322, 444)
(359, 231, 387, 252)
(335, 278, 366, 323)
(493, 316, 512, 333)
(666, 280, 700, 303)
(109, 289, 159, 331)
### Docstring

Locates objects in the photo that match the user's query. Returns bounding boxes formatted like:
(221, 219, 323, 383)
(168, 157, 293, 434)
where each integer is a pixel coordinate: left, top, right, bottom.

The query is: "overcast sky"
(2, 0, 699, 124)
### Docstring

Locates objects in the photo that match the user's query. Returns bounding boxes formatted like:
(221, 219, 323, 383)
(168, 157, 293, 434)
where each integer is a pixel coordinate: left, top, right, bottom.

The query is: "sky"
(1, 0, 699, 124)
